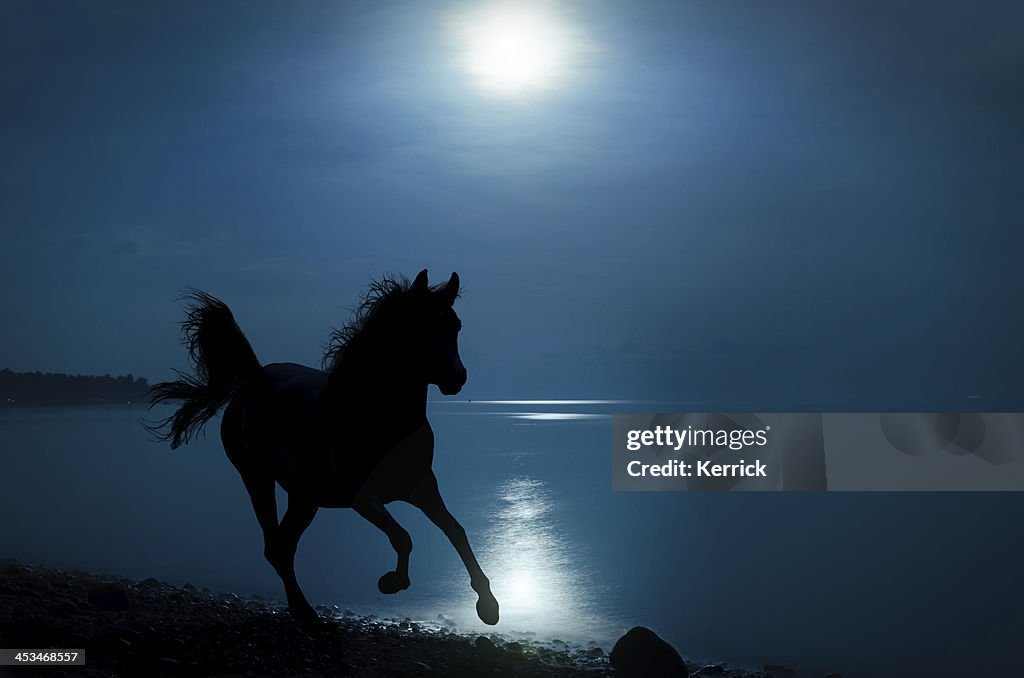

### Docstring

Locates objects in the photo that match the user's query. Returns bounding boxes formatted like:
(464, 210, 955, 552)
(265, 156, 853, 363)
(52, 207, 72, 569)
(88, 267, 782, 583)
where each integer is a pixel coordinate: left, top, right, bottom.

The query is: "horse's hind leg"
(238, 470, 318, 622)
(267, 495, 318, 622)
(238, 470, 279, 558)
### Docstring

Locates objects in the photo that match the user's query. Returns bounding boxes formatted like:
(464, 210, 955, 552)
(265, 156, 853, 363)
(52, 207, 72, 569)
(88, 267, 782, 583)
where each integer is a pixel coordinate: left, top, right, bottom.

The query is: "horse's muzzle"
(439, 382, 462, 396)
(438, 366, 467, 396)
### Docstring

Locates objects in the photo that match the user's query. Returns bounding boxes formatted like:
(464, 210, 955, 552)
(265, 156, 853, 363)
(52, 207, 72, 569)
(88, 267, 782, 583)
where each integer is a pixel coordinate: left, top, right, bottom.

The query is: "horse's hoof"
(476, 593, 499, 625)
(377, 571, 410, 595)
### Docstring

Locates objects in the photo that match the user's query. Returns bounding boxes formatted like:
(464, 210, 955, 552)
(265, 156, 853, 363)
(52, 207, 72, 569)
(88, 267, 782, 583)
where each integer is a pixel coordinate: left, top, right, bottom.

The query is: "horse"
(146, 269, 499, 626)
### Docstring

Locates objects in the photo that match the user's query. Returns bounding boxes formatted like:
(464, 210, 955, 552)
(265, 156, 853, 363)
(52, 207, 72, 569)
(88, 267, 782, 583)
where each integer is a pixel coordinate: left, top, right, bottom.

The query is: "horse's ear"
(412, 269, 429, 294)
(444, 272, 460, 306)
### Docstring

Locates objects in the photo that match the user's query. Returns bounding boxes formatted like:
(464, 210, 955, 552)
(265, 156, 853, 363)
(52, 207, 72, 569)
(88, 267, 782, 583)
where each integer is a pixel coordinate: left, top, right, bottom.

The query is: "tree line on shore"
(0, 368, 150, 405)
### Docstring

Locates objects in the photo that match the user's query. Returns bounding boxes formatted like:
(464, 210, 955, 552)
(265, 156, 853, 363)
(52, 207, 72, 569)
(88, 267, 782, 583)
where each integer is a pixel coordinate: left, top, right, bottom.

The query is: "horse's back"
(221, 361, 436, 507)
(221, 362, 329, 483)
(223, 361, 325, 422)
(262, 362, 327, 400)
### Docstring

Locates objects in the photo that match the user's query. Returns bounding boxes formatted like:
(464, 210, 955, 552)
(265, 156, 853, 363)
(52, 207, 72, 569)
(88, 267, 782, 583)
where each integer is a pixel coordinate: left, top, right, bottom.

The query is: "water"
(1, 403, 1023, 676)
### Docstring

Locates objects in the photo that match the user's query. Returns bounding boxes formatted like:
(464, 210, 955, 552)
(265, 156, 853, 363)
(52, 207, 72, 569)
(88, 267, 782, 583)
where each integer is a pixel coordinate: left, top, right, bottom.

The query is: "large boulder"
(610, 626, 688, 678)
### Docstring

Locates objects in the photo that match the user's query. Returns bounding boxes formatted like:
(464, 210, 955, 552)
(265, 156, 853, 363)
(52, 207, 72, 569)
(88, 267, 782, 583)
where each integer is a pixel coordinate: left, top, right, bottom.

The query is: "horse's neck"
(326, 349, 427, 420)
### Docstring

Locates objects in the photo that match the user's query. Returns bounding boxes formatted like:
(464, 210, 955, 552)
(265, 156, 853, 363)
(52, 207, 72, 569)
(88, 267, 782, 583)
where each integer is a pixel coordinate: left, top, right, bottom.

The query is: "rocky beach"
(0, 560, 822, 678)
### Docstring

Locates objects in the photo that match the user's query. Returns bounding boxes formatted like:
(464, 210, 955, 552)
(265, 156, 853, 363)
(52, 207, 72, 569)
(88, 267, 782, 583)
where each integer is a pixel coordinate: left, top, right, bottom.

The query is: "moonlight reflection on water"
(465, 476, 611, 642)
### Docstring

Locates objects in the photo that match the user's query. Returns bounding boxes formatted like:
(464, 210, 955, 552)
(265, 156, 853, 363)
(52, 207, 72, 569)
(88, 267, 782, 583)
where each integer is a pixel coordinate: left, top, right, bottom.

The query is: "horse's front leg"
(409, 473, 499, 625)
(351, 490, 412, 594)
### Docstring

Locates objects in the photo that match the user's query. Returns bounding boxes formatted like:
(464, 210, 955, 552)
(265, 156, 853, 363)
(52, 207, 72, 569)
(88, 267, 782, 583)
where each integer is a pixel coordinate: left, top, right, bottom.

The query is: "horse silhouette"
(146, 270, 499, 625)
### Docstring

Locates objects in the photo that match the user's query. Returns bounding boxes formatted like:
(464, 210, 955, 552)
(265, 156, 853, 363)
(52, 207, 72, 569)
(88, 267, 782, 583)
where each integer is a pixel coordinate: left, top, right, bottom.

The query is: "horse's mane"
(323, 272, 461, 378)
(322, 273, 411, 375)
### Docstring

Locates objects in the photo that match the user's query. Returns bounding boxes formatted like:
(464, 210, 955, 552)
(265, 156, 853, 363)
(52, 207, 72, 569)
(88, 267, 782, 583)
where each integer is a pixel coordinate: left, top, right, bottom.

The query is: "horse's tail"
(145, 290, 260, 449)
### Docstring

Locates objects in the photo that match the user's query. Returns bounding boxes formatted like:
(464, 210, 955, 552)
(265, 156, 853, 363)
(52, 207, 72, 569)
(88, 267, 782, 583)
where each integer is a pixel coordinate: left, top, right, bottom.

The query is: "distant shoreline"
(0, 401, 150, 408)
(0, 369, 150, 408)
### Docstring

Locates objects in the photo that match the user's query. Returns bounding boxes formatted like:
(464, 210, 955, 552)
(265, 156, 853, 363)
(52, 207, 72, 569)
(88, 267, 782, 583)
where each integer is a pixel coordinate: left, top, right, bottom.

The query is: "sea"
(1, 402, 1022, 677)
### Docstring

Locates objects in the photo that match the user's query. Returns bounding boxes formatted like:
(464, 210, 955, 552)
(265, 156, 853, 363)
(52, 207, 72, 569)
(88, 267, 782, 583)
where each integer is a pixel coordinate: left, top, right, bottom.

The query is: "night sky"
(2, 1, 1022, 405)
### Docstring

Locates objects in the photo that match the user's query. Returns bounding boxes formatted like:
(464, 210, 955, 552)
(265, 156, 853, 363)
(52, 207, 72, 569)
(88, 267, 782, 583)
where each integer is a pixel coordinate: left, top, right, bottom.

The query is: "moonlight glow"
(508, 573, 539, 607)
(450, 2, 582, 98)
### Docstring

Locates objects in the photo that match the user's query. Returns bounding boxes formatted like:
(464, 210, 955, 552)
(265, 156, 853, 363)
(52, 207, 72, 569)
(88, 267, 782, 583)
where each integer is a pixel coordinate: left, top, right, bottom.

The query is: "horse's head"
(408, 269, 467, 396)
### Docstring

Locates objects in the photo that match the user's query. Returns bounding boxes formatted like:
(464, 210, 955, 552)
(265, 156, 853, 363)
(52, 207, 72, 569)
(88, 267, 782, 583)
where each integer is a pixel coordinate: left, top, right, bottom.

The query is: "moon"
(449, 2, 581, 98)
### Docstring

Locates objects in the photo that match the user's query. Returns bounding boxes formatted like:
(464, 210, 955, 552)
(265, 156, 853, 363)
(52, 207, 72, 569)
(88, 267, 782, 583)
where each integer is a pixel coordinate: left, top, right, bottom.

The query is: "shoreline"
(0, 559, 800, 677)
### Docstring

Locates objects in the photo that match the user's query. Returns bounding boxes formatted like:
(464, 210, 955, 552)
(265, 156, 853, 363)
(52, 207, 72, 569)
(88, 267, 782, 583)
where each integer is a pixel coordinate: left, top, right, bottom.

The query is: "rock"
(506, 641, 523, 653)
(763, 665, 797, 677)
(475, 635, 497, 653)
(609, 626, 688, 678)
(695, 667, 725, 676)
(88, 582, 130, 611)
